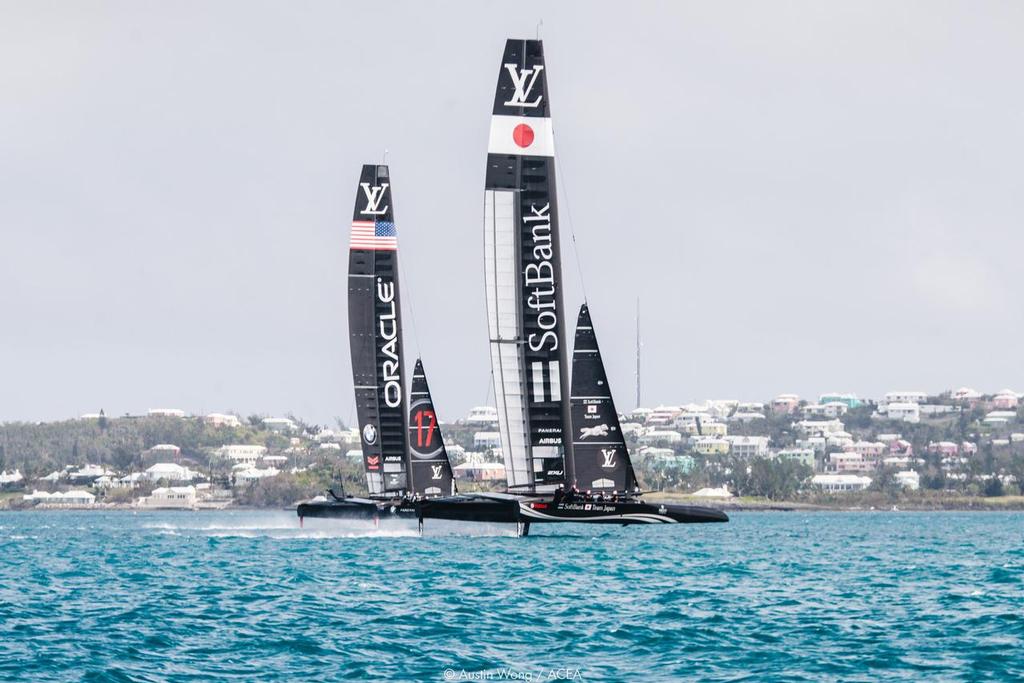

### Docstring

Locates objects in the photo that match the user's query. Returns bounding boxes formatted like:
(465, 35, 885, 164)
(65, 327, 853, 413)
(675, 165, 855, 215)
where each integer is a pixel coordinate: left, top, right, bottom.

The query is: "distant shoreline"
(650, 493, 1024, 512)
(4, 500, 1024, 513)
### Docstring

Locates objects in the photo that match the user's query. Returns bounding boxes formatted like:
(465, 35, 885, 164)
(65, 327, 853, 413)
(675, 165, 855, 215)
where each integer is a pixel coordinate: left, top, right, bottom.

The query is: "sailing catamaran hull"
(297, 494, 727, 526)
(518, 500, 728, 524)
(295, 498, 418, 521)
(417, 494, 522, 524)
(416, 495, 728, 525)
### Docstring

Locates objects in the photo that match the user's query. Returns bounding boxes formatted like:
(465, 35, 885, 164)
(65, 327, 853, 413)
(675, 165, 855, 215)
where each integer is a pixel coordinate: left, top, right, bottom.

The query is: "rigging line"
(554, 151, 588, 303)
(396, 237, 423, 358)
(483, 371, 494, 408)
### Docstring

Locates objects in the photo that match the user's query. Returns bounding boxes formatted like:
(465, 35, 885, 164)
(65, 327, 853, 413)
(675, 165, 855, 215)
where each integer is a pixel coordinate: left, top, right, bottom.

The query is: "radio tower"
(635, 297, 641, 410)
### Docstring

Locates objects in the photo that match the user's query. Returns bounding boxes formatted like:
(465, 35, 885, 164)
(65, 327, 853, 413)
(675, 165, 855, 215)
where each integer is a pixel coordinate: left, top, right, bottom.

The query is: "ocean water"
(0, 511, 1021, 682)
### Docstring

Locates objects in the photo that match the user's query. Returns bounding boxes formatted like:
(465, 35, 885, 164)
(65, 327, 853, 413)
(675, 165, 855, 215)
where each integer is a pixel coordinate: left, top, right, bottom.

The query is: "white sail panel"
(484, 190, 532, 489)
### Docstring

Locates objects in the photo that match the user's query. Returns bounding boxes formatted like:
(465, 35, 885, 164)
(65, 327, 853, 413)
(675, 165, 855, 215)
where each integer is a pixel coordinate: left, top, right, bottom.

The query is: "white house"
(141, 486, 198, 509)
(148, 408, 186, 418)
(145, 463, 196, 482)
(894, 471, 920, 490)
(24, 490, 96, 506)
(776, 449, 815, 468)
(795, 419, 845, 436)
(465, 406, 499, 426)
(795, 436, 827, 453)
(953, 387, 982, 402)
(638, 430, 683, 446)
(812, 474, 872, 492)
(884, 392, 928, 405)
(725, 436, 769, 458)
(802, 403, 849, 419)
(217, 444, 268, 465)
(234, 467, 279, 485)
(473, 431, 501, 449)
(884, 402, 920, 423)
(262, 417, 296, 433)
(205, 413, 241, 428)
(68, 464, 110, 481)
(0, 470, 24, 486)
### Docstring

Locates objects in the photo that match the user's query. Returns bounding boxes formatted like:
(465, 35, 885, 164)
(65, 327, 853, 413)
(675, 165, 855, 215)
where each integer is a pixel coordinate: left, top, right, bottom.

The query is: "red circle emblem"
(512, 124, 535, 148)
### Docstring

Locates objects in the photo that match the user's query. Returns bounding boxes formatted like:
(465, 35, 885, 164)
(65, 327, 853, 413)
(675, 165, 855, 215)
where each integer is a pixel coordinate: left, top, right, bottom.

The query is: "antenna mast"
(635, 297, 641, 409)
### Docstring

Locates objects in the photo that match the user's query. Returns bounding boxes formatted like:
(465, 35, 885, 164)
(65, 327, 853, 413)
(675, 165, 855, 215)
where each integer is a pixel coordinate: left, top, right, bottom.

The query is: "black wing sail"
(407, 358, 457, 498)
(348, 164, 408, 497)
(568, 304, 639, 493)
(484, 38, 572, 491)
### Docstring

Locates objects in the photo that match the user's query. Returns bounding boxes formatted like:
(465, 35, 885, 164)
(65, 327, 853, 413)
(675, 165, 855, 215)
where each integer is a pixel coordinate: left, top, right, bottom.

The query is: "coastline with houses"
(2, 386, 1023, 512)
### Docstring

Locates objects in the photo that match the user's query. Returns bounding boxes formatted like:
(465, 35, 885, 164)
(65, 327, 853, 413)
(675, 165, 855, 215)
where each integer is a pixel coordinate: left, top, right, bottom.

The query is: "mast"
(635, 298, 641, 410)
(407, 358, 457, 498)
(484, 38, 572, 492)
(568, 304, 639, 493)
(348, 164, 409, 497)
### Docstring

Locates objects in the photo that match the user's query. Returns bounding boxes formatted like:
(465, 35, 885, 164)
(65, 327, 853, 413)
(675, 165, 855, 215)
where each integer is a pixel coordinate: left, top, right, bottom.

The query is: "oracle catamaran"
(297, 165, 456, 522)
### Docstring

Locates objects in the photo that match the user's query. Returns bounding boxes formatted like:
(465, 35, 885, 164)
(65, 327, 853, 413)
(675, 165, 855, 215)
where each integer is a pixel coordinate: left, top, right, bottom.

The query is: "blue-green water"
(1, 511, 1021, 682)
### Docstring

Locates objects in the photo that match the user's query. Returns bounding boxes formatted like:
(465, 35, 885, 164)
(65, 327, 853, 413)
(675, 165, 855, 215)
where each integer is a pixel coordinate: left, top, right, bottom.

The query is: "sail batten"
(349, 164, 409, 496)
(484, 38, 572, 491)
(568, 304, 639, 493)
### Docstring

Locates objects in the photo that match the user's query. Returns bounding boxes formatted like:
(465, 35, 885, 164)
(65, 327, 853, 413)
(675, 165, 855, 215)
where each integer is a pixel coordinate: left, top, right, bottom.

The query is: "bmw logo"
(362, 424, 377, 445)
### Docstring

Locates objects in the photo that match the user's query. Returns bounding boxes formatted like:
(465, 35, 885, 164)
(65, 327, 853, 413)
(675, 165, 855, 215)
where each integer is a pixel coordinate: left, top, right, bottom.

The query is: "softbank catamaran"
(297, 165, 456, 522)
(419, 39, 727, 533)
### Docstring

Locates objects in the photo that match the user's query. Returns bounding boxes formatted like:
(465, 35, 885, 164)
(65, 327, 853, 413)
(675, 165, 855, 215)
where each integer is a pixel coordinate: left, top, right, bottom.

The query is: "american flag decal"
(350, 220, 398, 251)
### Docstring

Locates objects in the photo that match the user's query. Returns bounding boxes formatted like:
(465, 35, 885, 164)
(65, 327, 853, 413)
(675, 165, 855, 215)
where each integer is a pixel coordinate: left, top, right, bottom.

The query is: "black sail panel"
(569, 304, 639, 493)
(484, 38, 572, 490)
(406, 359, 457, 498)
(348, 164, 408, 496)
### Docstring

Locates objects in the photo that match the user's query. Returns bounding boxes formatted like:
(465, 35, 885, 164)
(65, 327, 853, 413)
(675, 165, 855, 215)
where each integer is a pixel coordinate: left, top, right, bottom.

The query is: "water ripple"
(1, 510, 1022, 681)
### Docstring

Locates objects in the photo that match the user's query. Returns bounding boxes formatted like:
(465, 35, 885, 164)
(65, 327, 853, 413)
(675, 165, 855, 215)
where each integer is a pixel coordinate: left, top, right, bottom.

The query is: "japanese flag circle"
(512, 123, 535, 148)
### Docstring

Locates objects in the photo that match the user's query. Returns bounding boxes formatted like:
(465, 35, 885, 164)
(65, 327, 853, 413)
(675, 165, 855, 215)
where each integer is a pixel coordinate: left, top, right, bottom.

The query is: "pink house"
(992, 394, 1019, 410)
(830, 452, 875, 473)
(928, 441, 959, 456)
(850, 441, 886, 458)
(771, 394, 800, 415)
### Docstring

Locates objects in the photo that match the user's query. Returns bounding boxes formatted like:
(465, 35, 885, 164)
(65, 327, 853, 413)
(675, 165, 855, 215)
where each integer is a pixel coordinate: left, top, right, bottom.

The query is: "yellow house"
(692, 437, 730, 456)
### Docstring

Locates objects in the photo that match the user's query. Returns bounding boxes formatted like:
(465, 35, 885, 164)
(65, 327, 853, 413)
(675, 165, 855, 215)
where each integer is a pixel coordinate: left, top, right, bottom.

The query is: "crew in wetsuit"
(552, 486, 564, 507)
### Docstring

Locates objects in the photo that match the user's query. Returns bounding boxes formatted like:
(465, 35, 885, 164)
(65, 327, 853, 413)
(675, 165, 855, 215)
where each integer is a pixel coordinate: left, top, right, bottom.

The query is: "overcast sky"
(2, 1, 1022, 425)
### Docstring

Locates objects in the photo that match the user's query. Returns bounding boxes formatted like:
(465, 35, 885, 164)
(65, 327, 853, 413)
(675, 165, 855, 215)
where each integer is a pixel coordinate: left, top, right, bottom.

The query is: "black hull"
(417, 494, 728, 525)
(295, 497, 417, 521)
(297, 495, 728, 526)
(518, 500, 728, 524)
(418, 494, 522, 524)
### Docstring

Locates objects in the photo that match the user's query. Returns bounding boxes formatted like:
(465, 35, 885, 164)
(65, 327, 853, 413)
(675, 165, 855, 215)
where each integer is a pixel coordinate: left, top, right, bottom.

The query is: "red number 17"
(414, 409, 436, 448)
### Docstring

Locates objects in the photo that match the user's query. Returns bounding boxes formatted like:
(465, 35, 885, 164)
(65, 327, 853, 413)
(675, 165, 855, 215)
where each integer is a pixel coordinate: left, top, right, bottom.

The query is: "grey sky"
(2, 1, 1022, 426)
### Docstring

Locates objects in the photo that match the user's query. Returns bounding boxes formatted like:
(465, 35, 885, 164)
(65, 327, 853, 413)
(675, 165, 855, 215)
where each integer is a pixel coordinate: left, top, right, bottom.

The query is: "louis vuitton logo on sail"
(359, 183, 389, 215)
(376, 277, 402, 407)
(503, 64, 544, 108)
